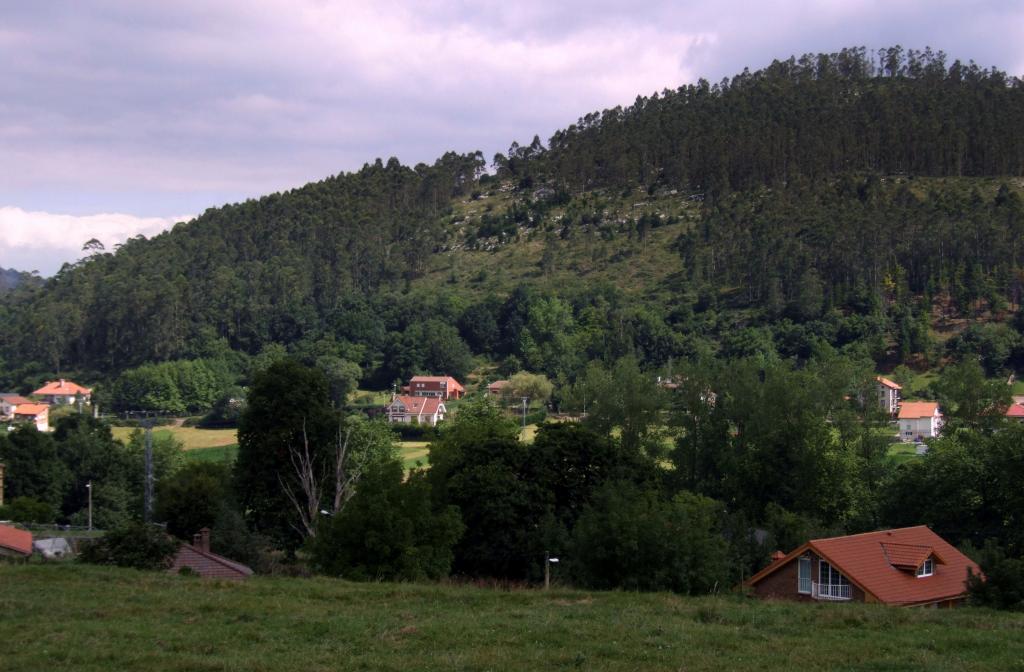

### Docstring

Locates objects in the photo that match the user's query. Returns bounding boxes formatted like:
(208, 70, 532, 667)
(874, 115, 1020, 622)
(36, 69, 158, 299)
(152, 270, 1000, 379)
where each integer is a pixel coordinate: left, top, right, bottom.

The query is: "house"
(745, 526, 979, 607)
(0, 393, 33, 420)
(12, 404, 49, 432)
(0, 523, 33, 559)
(402, 376, 464, 400)
(897, 401, 943, 442)
(32, 379, 92, 405)
(487, 380, 510, 397)
(385, 395, 447, 426)
(168, 528, 253, 580)
(875, 376, 902, 415)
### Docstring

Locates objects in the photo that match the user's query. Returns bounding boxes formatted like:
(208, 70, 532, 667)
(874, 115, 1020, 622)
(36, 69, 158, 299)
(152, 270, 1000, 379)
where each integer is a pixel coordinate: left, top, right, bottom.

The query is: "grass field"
(399, 441, 430, 468)
(1, 564, 1023, 671)
(111, 426, 238, 450)
(887, 442, 925, 465)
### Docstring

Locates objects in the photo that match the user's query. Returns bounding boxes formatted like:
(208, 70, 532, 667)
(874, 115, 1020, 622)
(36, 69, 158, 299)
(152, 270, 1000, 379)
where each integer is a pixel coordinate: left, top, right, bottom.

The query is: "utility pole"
(521, 396, 529, 431)
(143, 414, 154, 523)
(545, 552, 559, 590)
(86, 481, 93, 531)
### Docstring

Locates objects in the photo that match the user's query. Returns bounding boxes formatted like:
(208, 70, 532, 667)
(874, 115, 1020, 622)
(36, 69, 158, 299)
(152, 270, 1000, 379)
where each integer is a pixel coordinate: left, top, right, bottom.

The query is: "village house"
(402, 376, 464, 400)
(875, 376, 901, 415)
(898, 401, 943, 442)
(168, 528, 253, 580)
(0, 523, 33, 560)
(0, 393, 33, 420)
(487, 380, 510, 397)
(385, 395, 447, 427)
(12, 404, 49, 432)
(745, 526, 978, 607)
(32, 379, 92, 405)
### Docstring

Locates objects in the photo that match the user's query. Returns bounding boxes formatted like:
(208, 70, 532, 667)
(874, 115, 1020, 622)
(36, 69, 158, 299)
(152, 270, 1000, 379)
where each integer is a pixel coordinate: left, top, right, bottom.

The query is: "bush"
(968, 542, 1024, 610)
(78, 521, 179, 570)
(391, 423, 438, 441)
(0, 496, 55, 524)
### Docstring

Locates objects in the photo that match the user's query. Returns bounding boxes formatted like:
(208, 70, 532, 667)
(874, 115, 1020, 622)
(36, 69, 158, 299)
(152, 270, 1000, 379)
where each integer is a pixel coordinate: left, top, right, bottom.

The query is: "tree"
(316, 356, 362, 408)
(309, 458, 462, 581)
(0, 426, 68, 509)
(933, 358, 1011, 432)
(580, 357, 667, 455)
(508, 371, 553, 404)
(155, 462, 233, 540)
(79, 521, 179, 570)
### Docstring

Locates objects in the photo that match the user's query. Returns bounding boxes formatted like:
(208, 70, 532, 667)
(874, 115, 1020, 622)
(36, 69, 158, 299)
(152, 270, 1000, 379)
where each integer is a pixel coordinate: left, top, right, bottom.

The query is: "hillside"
(2, 564, 1023, 671)
(0, 267, 39, 295)
(1, 47, 1023, 392)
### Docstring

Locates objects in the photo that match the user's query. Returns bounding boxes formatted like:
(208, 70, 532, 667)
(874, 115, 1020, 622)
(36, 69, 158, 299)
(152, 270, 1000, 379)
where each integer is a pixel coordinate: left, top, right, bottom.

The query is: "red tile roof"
(488, 380, 510, 391)
(0, 394, 33, 405)
(408, 376, 464, 392)
(13, 403, 49, 417)
(748, 526, 978, 606)
(876, 376, 902, 390)
(1006, 403, 1024, 418)
(33, 380, 92, 396)
(898, 401, 939, 419)
(170, 544, 254, 579)
(389, 395, 443, 416)
(0, 523, 33, 556)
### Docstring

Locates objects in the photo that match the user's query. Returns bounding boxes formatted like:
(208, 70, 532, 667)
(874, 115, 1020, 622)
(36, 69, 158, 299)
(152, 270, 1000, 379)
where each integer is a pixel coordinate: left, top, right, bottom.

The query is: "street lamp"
(544, 553, 559, 590)
(85, 481, 92, 531)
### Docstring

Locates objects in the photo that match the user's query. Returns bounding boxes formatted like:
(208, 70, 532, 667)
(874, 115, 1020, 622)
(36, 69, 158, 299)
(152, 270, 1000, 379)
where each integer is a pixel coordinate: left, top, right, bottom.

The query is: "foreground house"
(0, 393, 33, 420)
(875, 376, 901, 415)
(745, 526, 978, 607)
(403, 376, 464, 400)
(898, 401, 943, 442)
(32, 379, 92, 405)
(0, 523, 33, 559)
(12, 404, 49, 432)
(386, 395, 447, 426)
(169, 528, 253, 580)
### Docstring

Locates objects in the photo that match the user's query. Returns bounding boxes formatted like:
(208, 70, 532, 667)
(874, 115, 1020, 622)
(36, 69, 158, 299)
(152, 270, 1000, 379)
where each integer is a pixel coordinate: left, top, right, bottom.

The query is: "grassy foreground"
(1, 565, 1023, 671)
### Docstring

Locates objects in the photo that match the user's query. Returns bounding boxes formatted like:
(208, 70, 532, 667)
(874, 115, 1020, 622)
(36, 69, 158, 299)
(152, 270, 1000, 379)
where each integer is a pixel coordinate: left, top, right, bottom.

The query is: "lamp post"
(86, 481, 93, 531)
(544, 552, 559, 590)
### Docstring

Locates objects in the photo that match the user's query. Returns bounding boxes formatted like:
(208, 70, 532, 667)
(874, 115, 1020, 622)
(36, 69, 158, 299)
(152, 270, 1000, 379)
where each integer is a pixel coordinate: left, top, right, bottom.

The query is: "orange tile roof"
(0, 394, 33, 405)
(408, 376, 464, 392)
(748, 526, 978, 606)
(1006, 403, 1024, 418)
(898, 401, 939, 419)
(389, 395, 443, 416)
(13, 403, 49, 417)
(0, 523, 33, 556)
(32, 380, 92, 396)
(876, 376, 902, 390)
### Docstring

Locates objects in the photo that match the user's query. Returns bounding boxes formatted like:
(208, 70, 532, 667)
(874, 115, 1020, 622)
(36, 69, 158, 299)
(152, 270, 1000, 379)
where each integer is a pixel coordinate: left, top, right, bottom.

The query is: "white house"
(875, 376, 901, 416)
(0, 394, 33, 420)
(13, 404, 49, 432)
(385, 395, 447, 427)
(897, 402, 942, 442)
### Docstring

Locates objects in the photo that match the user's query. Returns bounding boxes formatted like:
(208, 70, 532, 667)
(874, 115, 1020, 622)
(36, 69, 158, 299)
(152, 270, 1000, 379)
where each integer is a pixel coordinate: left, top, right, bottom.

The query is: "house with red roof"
(0, 393, 33, 420)
(12, 404, 49, 432)
(385, 395, 447, 426)
(1005, 402, 1024, 422)
(32, 379, 92, 405)
(402, 376, 464, 400)
(745, 526, 979, 607)
(0, 523, 33, 559)
(168, 528, 253, 580)
(898, 401, 943, 442)
(875, 376, 901, 415)
(487, 380, 510, 397)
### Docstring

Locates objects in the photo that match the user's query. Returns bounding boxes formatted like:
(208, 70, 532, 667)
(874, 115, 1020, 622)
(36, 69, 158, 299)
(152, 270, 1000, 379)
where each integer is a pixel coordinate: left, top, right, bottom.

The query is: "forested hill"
(0, 267, 39, 295)
(1, 46, 1023, 391)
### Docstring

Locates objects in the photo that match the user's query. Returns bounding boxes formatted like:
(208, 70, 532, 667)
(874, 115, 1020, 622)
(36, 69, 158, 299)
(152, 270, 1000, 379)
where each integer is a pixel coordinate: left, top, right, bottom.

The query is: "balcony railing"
(812, 582, 852, 601)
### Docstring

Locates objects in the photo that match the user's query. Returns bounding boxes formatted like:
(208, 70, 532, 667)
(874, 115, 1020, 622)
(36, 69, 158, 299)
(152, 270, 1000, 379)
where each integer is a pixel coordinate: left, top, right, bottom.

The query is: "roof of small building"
(13, 403, 49, 417)
(173, 543, 254, 578)
(876, 376, 902, 390)
(32, 380, 92, 396)
(897, 401, 940, 419)
(747, 526, 978, 606)
(1006, 403, 1024, 418)
(0, 393, 33, 405)
(488, 380, 510, 390)
(0, 523, 33, 556)
(389, 395, 444, 415)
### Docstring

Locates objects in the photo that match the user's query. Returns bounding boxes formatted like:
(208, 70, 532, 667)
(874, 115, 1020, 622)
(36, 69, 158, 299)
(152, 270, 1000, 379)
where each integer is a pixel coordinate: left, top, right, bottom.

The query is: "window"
(917, 558, 934, 577)
(819, 560, 849, 586)
(798, 557, 811, 594)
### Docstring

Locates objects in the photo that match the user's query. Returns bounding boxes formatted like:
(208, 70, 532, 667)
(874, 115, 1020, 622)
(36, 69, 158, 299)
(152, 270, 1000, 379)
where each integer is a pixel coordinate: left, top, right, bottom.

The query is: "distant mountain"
(1, 46, 1023, 387)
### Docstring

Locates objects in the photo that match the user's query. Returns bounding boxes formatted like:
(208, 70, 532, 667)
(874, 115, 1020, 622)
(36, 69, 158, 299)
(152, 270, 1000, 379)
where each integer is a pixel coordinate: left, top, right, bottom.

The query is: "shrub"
(967, 542, 1024, 610)
(78, 521, 179, 570)
(0, 496, 56, 524)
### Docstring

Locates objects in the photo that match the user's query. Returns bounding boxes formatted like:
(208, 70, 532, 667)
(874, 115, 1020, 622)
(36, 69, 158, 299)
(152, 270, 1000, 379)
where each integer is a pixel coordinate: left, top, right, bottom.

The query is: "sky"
(1, 1, 1022, 275)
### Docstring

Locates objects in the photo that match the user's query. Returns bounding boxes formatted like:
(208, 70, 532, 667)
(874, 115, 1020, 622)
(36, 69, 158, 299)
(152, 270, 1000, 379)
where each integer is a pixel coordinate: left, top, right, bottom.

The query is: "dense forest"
(1, 46, 1023, 397)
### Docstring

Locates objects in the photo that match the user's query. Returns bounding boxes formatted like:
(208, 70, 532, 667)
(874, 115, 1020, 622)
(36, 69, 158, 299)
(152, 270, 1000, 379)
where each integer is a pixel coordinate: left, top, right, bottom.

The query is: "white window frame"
(916, 558, 934, 577)
(797, 557, 811, 594)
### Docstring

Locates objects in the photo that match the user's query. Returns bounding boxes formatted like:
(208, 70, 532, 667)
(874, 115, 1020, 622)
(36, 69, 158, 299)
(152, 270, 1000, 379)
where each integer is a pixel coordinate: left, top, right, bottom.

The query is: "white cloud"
(0, 207, 191, 275)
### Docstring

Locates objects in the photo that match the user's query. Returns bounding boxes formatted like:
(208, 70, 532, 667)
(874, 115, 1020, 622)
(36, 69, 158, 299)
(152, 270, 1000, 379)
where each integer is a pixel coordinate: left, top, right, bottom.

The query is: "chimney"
(59, 379, 65, 388)
(770, 550, 786, 564)
(199, 527, 211, 553)
(193, 533, 202, 548)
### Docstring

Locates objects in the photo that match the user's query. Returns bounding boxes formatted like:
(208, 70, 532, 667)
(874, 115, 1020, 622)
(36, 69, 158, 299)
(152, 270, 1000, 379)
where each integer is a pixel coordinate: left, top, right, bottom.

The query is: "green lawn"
(183, 444, 239, 464)
(111, 426, 238, 450)
(887, 442, 925, 465)
(1, 564, 1023, 671)
(399, 441, 430, 469)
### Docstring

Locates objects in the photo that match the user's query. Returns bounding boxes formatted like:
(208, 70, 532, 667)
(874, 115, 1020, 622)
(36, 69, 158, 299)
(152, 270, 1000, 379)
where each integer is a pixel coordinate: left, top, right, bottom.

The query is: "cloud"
(0, 207, 191, 275)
